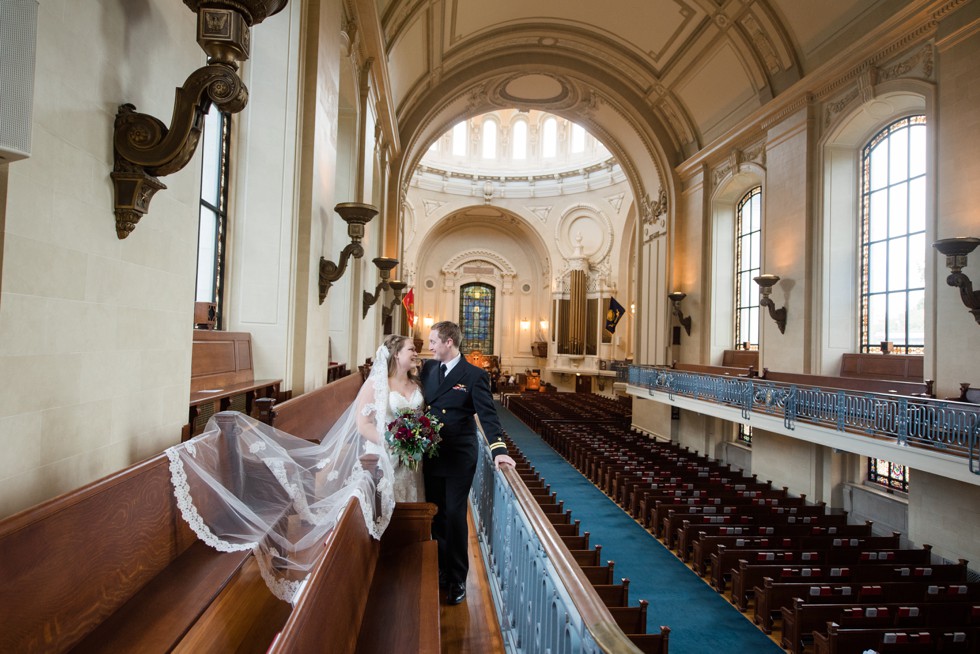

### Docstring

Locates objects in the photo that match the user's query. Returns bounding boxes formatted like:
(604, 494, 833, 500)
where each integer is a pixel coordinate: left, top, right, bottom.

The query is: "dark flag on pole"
(605, 297, 625, 334)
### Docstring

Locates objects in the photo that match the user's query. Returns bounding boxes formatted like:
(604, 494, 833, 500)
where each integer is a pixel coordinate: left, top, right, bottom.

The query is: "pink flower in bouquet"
(384, 407, 444, 471)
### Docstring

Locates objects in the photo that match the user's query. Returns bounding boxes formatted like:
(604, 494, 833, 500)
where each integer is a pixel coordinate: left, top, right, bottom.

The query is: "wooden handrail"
(499, 465, 647, 653)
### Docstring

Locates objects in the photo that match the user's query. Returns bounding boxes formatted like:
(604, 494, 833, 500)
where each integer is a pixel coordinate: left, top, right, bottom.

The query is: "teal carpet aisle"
(496, 403, 784, 654)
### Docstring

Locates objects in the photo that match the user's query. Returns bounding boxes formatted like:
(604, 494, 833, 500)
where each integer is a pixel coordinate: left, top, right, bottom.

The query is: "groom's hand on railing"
(495, 454, 517, 470)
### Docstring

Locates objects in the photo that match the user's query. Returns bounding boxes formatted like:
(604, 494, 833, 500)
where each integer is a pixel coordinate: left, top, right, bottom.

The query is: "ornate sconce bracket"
(363, 257, 399, 318)
(754, 274, 787, 334)
(319, 202, 378, 304)
(111, 1, 287, 239)
(934, 237, 980, 325)
(667, 291, 692, 336)
(381, 280, 407, 324)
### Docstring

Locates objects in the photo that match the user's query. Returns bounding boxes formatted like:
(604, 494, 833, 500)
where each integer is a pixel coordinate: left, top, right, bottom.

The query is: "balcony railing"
(470, 440, 644, 653)
(620, 364, 980, 475)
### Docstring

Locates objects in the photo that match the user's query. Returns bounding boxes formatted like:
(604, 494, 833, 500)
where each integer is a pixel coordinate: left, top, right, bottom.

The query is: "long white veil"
(165, 345, 396, 603)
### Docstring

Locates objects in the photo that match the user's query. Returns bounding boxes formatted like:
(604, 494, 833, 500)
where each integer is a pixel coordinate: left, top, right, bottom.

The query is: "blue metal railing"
(470, 441, 643, 654)
(618, 364, 980, 474)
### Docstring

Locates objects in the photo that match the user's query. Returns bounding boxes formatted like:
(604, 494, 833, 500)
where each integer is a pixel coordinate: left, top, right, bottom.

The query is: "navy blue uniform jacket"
(421, 357, 508, 476)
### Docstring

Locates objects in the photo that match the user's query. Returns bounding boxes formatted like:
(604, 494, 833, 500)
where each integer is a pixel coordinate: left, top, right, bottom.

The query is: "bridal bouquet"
(385, 408, 444, 471)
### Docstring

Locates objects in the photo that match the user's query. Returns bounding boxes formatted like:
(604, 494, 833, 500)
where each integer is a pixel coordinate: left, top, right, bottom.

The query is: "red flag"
(402, 288, 416, 326)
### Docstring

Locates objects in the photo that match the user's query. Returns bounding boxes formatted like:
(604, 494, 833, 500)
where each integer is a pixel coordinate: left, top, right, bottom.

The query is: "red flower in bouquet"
(384, 407, 444, 471)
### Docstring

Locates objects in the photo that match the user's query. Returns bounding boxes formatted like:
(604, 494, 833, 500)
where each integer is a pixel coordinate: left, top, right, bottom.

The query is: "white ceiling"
(376, 0, 917, 155)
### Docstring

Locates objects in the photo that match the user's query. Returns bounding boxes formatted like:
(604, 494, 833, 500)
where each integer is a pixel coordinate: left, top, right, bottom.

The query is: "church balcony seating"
(186, 330, 282, 439)
(0, 366, 438, 653)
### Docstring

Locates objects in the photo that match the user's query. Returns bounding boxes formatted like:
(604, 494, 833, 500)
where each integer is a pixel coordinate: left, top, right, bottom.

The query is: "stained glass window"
(867, 457, 909, 493)
(860, 115, 926, 354)
(459, 283, 495, 353)
(196, 109, 231, 328)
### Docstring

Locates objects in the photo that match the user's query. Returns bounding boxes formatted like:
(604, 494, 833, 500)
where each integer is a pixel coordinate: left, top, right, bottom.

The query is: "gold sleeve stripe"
(489, 442, 507, 451)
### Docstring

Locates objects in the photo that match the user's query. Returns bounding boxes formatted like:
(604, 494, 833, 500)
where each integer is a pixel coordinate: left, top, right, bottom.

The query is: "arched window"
(452, 120, 467, 157)
(512, 120, 527, 159)
(542, 117, 557, 158)
(482, 120, 497, 159)
(570, 123, 585, 153)
(735, 186, 761, 444)
(860, 115, 926, 353)
(196, 109, 231, 328)
(459, 283, 495, 353)
(735, 187, 761, 350)
(861, 115, 924, 493)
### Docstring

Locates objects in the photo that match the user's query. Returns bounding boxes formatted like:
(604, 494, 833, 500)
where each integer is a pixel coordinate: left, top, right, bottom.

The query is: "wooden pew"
(840, 352, 924, 383)
(187, 330, 282, 439)
(258, 372, 363, 441)
(753, 575, 977, 633)
(812, 621, 979, 654)
(761, 368, 934, 398)
(675, 514, 851, 561)
(628, 628, 671, 654)
(268, 501, 439, 654)
(781, 598, 980, 654)
(731, 559, 967, 612)
(710, 533, 903, 591)
(0, 430, 263, 653)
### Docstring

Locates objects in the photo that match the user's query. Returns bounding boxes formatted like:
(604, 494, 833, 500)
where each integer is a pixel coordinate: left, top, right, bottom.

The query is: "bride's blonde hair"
(383, 334, 421, 387)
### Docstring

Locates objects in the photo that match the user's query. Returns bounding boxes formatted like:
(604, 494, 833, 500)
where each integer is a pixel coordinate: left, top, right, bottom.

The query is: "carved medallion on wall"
(555, 204, 613, 266)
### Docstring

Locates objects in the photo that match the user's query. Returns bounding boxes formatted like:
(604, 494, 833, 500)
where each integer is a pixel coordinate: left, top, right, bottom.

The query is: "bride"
(164, 335, 423, 603)
(354, 333, 425, 502)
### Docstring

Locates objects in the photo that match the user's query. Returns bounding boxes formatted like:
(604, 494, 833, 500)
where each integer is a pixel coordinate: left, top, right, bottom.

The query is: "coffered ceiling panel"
(387, 9, 428, 104)
(674, 41, 759, 138)
(446, 0, 704, 69)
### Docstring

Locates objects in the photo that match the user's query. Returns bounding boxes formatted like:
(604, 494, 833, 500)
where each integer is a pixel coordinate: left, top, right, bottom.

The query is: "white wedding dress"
(387, 387, 426, 502)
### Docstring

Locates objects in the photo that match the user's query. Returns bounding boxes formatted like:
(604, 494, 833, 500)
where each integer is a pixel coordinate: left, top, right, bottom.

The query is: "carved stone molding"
(640, 187, 667, 242)
(823, 43, 935, 127)
(711, 138, 767, 192)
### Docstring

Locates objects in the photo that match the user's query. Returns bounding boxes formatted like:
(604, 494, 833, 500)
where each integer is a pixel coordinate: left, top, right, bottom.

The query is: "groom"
(422, 320, 515, 605)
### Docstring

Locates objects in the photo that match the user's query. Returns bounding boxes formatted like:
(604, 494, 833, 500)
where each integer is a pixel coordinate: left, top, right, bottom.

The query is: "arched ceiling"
(376, 0, 914, 159)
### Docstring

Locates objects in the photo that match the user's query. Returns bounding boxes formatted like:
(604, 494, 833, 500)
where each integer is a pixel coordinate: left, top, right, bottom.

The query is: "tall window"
(196, 109, 231, 327)
(735, 187, 761, 349)
(860, 115, 926, 354)
(452, 120, 468, 157)
(481, 120, 497, 159)
(570, 123, 585, 153)
(459, 283, 495, 353)
(512, 120, 527, 159)
(868, 457, 909, 493)
(542, 117, 557, 158)
(734, 186, 761, 445)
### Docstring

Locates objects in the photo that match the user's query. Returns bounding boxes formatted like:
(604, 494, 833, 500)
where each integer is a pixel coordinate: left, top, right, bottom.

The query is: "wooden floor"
(439, 509, 506, 654)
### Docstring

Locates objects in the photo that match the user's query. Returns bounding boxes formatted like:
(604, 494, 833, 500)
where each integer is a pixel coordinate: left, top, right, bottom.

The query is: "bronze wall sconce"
(933, 237, 980, 324)
(667, 291, 692, 336)
(318, 202, 379, 304)
(381, 280, 407, 323)
(754, 274, 787, 333)
(111, 0, 288, 239)
(362, 257, 399, 318)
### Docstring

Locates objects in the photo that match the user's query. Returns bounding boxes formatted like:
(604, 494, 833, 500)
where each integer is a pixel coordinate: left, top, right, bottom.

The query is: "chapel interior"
(1, 0, 980, 651)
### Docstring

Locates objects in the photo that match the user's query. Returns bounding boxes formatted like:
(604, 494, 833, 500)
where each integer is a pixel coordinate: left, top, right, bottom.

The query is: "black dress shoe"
(448, 581, 466, 605)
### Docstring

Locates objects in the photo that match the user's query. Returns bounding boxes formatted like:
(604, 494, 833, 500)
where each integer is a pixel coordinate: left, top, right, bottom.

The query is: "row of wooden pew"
(506, 392, 979, 654)
(501, 433, 670, 653)
(0, 373, 439, 653)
